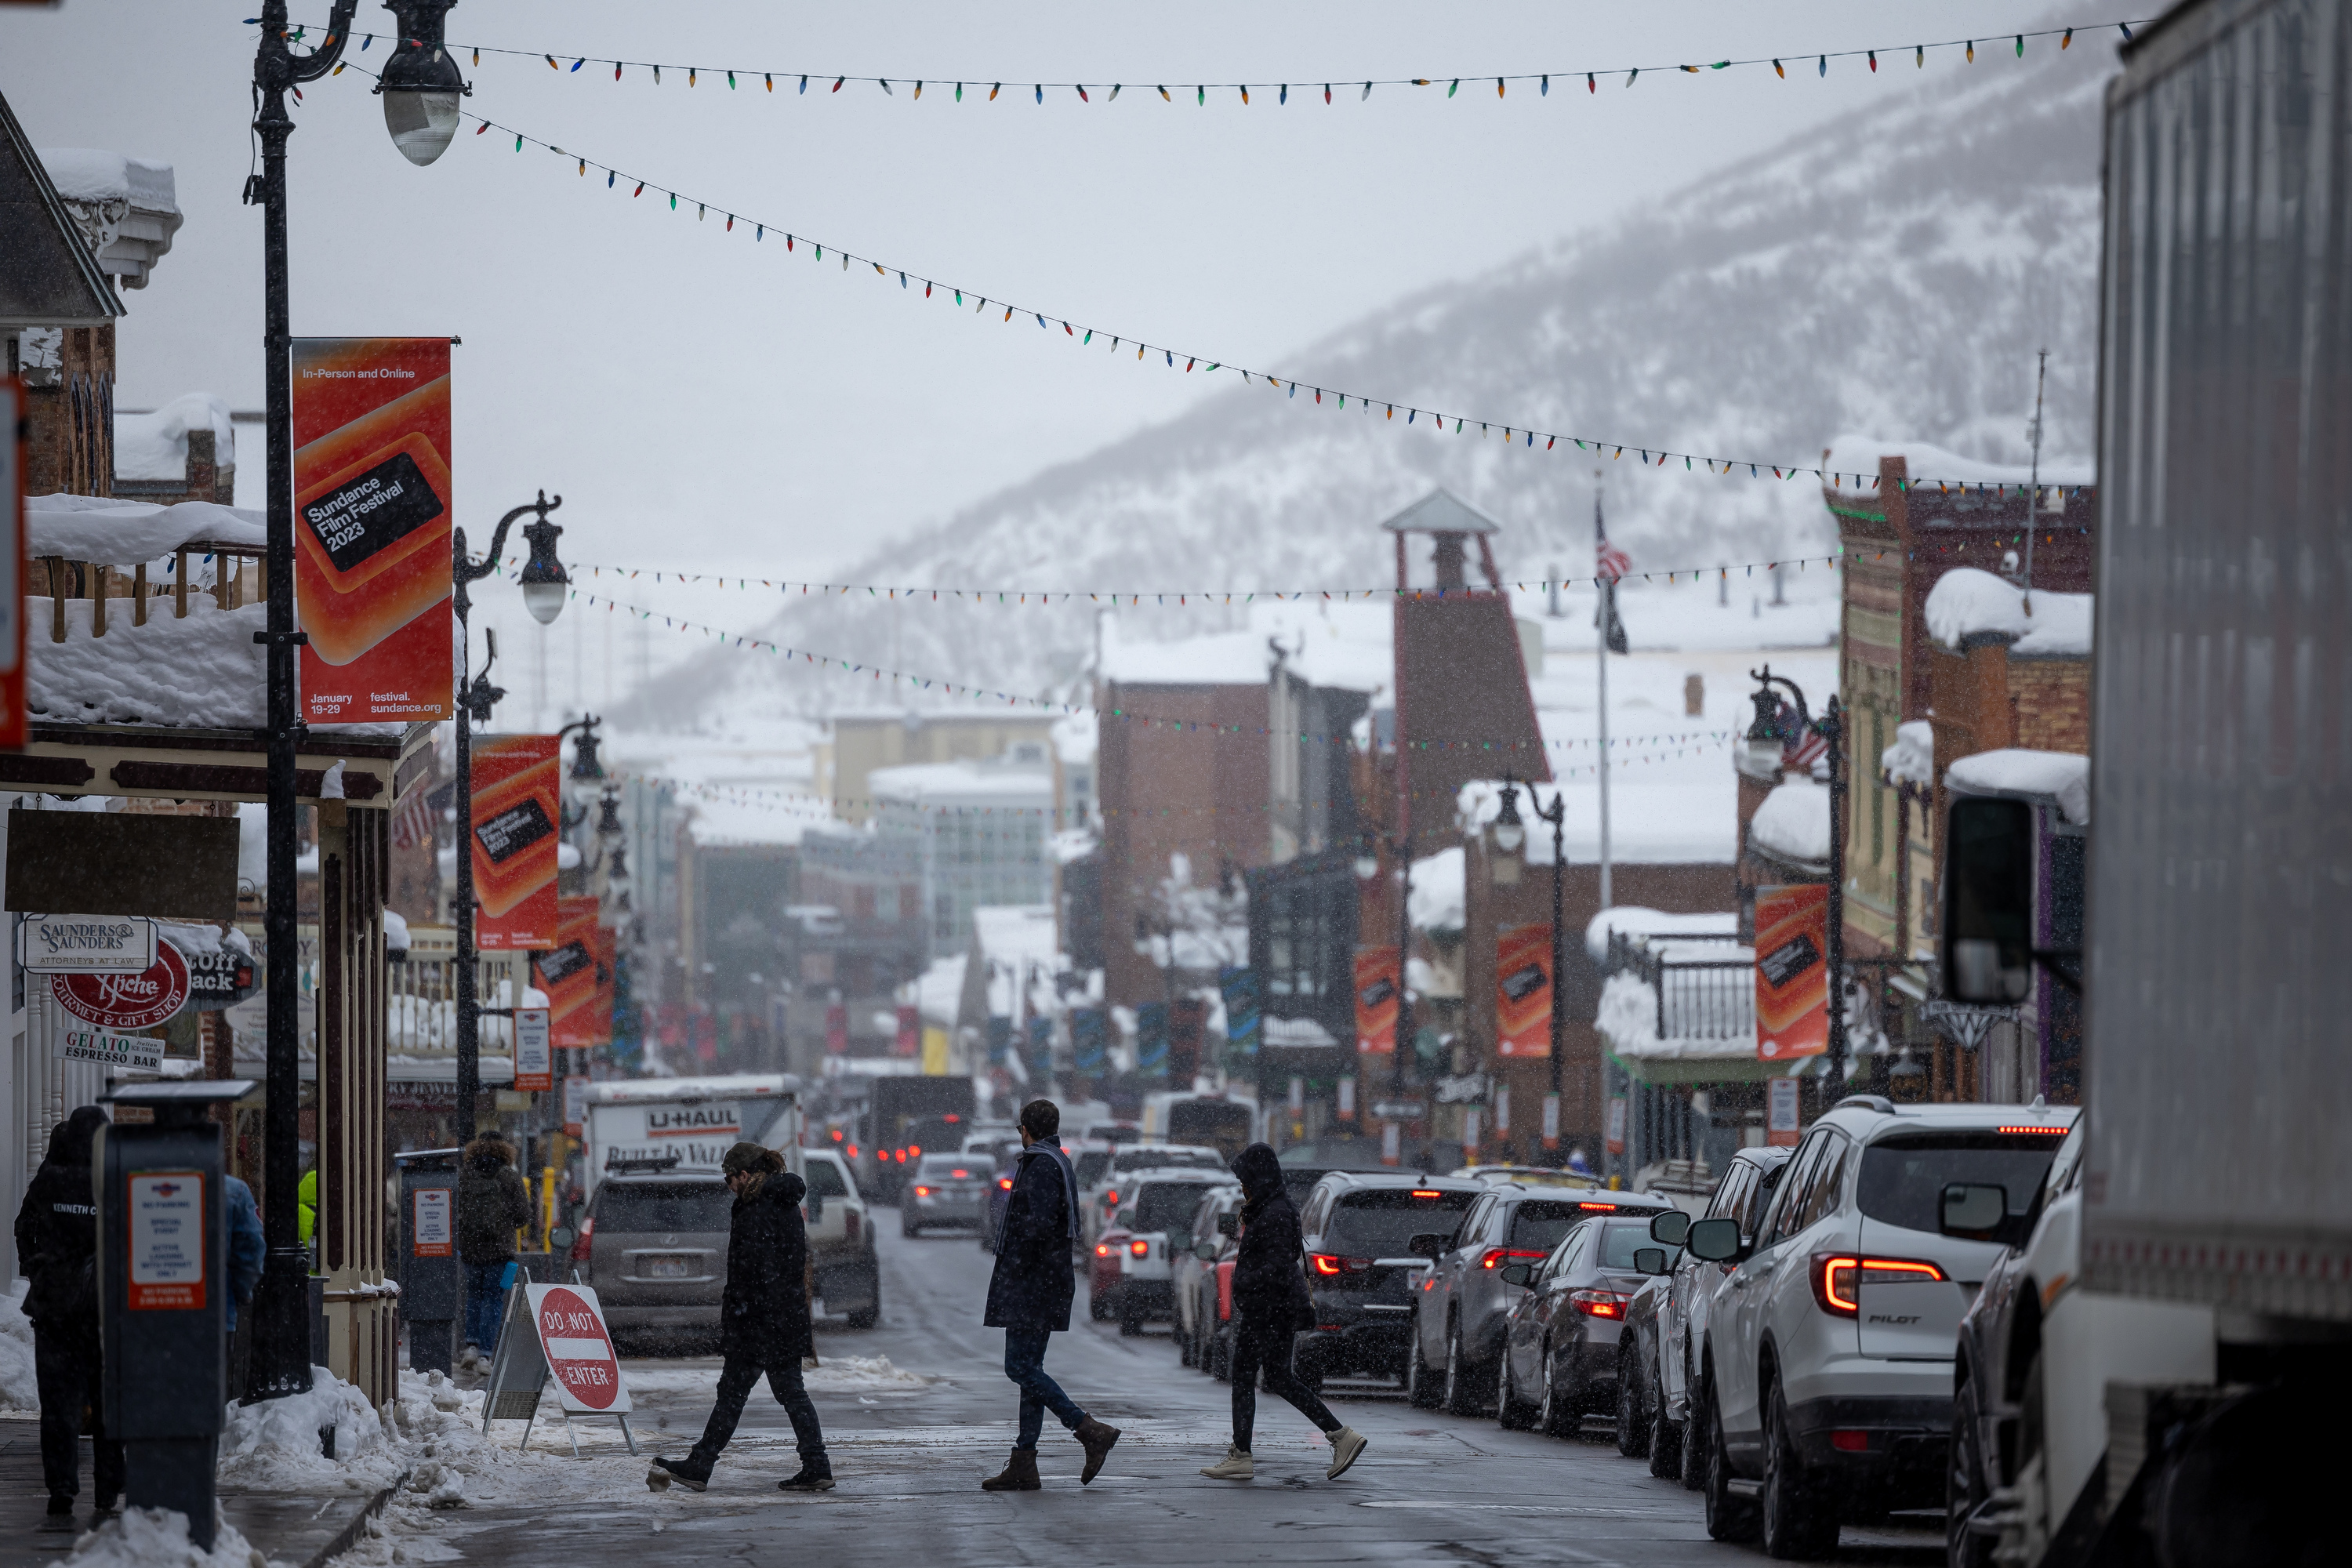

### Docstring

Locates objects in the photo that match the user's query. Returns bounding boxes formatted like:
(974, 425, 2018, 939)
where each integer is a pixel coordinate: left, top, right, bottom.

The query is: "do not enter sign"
(528, 1284, 629, 1414)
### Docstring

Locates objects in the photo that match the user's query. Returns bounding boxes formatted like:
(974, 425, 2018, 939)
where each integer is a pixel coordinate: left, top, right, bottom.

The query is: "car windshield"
(1592, 1220, 1657, 1271)
(594, 1181, 732, 1232)
(919, 1156, 978, 1181)
(1323, 1189, 1479, 1256)
(1132, 1183, 1224, 1232)
(1508, 1199, 1616, 1253)
(1074, 1150, 1113, 1185)
(802, 1160, 848, 1198)
(1857, 1132, 2066, 1234)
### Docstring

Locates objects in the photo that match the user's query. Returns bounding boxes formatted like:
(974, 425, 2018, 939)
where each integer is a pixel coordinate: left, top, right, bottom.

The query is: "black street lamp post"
(245, 0, 469, 1403)
(1750, 667, 1849, 1080)
(452, 495, 570, 1125)
(1491, 779, 1570, 1163)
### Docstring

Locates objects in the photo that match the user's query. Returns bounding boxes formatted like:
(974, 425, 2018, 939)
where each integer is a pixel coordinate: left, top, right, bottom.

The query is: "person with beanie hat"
(1200, 1143, 1367, 1483)
(649, 1143, 833, 1493)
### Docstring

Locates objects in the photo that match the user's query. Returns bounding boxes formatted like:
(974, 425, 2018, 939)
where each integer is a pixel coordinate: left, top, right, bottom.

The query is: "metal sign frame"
(479, 1277, 637, 1458)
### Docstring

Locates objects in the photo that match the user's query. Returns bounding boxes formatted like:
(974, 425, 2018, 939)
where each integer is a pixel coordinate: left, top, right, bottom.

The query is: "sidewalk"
(0, 1428, 396, 1568)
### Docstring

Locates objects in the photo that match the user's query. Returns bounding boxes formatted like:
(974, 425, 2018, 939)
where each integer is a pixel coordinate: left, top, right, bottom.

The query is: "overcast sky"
(5, 2, 2103, 711)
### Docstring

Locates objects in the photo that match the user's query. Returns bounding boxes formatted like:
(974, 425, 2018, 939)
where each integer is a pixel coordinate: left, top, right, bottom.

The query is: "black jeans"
(691, 1352, 827, 1466)
(1003, 1327, 1087, 1450)
(1230, 1312, 1339, 1453)
(34, 1321, 124, 1502)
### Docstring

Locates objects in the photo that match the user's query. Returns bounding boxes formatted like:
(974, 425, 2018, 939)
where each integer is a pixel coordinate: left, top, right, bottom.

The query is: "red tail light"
(1570, 1289, 1630, 1319)
(997, 1177, 1013, 1191)
(1410, 1189, 1442, 1198)
(1811, 1253, 1947, 1317)
(1095, 1243, 1112, 1258)
(951, 1169, 969, 1179)
(913, 1185, 931, 1198)
(847, 1144, 859, 1160)
(830, 1129, 844, 1141)
(1994, 1126, 2067, 1136)
(909, 1144, 922, 1157)
(1577, 1201, 1618, 1211)
(1103, 1189, 1118, 1207)
(1479, 1247, 1551, 1270)
(1308, 1254, 1374, 1276)
(1129, 1239, 1150, 1258)
(570, 1216, 594, 1261)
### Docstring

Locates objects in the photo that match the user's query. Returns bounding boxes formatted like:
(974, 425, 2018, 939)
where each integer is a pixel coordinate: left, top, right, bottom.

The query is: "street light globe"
(521, 579, 567, 625)
(383, 89, 463, 165)
(1353, 852, 1381, 882)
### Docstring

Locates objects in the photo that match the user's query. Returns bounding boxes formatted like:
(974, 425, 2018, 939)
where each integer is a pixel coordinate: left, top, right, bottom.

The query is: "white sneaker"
(459, 1345, 480, 1371)
(1200, 1447, 1254, 1481)
(1326, 1426, 1367, 1480)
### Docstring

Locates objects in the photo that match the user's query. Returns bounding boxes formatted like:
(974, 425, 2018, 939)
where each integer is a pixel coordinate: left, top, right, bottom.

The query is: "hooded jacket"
(457, 1134, 532, 1265)
(1229, 1143, 1313, 1330)
(720, 1167, 812, 1363)
(12, 1107, 106, 1325)
(982, 1137, 1078, 1333)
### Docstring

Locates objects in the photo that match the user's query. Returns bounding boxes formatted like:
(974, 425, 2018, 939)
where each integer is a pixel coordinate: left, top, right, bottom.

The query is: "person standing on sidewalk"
(649, 1145, 832, 1493)
(1200, 1143, 1367, 1483)
(456, 1131, 530, 1368)
(222, 1173, 267, 1401)
(11, 1107, 122, 1519)
(980, 1099, 1121, 1492)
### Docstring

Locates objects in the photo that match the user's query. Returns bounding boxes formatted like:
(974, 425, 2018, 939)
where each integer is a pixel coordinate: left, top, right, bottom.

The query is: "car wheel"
(1617, 1342, 1650, 1457)
(1443, 1319, 1481, 1417)
(844, 1282, 880, 1330)
(1682, 1355, 1712, 1490)
(1704, 1375, 1760, 1542)
(1539, 1344, 1577, 1437)
(1947, 1372, 1995, 1568)
(1118, 1298, 1144, 1337)
(1649, 1356, 1684, 1479)
(1406, 1316, 1441, 1409)
(901, 1217, 920, 1239)
(1761, 1377, 1840, 1559)
(1495, 1346, 1537, 1431)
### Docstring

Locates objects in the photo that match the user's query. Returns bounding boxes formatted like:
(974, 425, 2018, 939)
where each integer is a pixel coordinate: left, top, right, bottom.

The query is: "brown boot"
(980, 1447, 1041, 1492)
(1073, 1416, 1121, 1485)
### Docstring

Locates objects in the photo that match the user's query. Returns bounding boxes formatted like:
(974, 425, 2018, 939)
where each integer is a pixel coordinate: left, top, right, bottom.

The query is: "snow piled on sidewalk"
(216, 1366, 401, 1493)
(49, 1508, 269, 1568)
(2, 1279, 37, 1411)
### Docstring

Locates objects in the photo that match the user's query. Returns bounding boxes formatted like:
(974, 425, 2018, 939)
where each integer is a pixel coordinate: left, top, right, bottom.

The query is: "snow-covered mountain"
(619, 34, 2107, 735)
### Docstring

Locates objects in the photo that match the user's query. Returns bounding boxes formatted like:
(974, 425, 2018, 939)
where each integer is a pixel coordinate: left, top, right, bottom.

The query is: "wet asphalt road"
(439, 1210, 1944, 1567)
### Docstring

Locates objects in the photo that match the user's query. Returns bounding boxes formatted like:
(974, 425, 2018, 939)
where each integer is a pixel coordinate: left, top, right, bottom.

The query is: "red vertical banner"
(1353, 945, 1399, 1055)
(471, 734, 559, 949)
(289, 338, 454, 724)
(0, 376, 24, 749)
(1755, 884, 1831, 1062)
(825, 1000, 848, 1055)
(1495, 924, 1553, 1057)
(895, 1004, 920, 1057)
(535, 895, 607, 1046)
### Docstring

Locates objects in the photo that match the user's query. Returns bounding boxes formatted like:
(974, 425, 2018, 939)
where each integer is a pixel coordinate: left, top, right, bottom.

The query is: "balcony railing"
(1603, 927, 1753, 1041)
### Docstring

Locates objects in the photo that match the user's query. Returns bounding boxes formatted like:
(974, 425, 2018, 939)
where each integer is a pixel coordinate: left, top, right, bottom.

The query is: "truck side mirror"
(1943, 797, 2035, 1004)
(1684, 1217, 1743, 1263)
(1633, 1247, 1671, 1276)
(1940, 1182, 2031, 1247)
(1497, 1262, 1536, 1288)
(1649, 1210, 1691, 1247)
(1194, 1240, 1221, 1262)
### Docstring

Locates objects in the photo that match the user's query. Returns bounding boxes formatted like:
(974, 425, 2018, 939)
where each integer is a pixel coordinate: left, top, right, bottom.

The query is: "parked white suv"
(1683, 1094, 2075, 1558)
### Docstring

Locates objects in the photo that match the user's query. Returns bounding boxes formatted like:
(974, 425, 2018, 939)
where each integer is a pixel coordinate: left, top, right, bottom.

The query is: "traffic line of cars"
(1116, 1095, 2079, 1565)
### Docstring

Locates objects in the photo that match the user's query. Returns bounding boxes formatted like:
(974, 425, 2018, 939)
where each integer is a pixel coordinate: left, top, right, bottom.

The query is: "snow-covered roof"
(1947, 748, 2090, 825)
(27, 492, 267, 566)
(1100, 600, 1391, 693)
(1381, 486, 1505, 535)
(1264, 1015, 1338, 1048)
(1922, 567, 2093, 655)
(26, 598, 375, 735)
(1585, 906, 1740, 964)
(35, 149, 183, 291)
(115, 394, 234, 482)
(914, 954, 967, 1026)
(869, 759, 1052, 807)
(1750, 778, 1831, 867)
(1051, 710, 1097, 763)
(1820, 434, 2094, 499)
(37, 148, 176, 210)
(1407, 845, 1465, 934)
(1051, 827, 1098, 865)
(1882, 720, 1934, 786)
(972, 904, 1058, 967)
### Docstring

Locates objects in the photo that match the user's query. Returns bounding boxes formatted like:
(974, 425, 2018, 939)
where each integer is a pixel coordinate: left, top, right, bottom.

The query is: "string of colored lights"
(317, 63, 2102, 497)
(274, 17, 2141, 106)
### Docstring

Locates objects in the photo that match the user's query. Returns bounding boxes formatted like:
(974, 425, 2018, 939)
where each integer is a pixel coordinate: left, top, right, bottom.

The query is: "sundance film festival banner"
(1494, 924, 1553, 1057)
(534, 895, 612, 1046)
(1353, 945, 1399, 1055)
(1755, 884, 1830, 1062)
(290, 338, 455, 724)
(471, 735, 560, 949)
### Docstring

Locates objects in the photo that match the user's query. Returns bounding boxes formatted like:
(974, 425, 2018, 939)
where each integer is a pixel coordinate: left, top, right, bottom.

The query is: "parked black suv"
(1292, 1171, 1483, 1388)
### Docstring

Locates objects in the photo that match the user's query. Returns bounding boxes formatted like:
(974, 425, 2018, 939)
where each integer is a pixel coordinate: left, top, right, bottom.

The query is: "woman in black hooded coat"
(12, 1106, 123, 1516)
(1200, 1144, 1367, 1483)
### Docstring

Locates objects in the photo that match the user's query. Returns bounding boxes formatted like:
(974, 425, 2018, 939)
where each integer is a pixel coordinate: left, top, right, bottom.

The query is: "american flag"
(390, 785, 437, 850)
(1595, 525, 1632, 583)
(1784, 724, 1829, 771)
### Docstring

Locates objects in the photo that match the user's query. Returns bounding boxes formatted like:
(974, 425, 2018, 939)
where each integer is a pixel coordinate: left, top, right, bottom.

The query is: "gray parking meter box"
(395, 1149, 463, 1375)
(96, 1080, 252, 1550)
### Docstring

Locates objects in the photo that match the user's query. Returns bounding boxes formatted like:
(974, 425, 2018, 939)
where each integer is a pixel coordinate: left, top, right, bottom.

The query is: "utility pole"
(1594, 474, 1614, 912)
(2023, 347, 2049, 614)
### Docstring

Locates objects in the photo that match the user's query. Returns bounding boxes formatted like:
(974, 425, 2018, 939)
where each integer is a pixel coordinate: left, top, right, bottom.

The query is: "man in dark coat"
(1200, 1143, 1366, 1483)
(979, 1099, 1120, 1491)
(649, 1144, 833, 1492)
(11, 1106, 122, 1517)
(456, 1131, 532, 1367)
